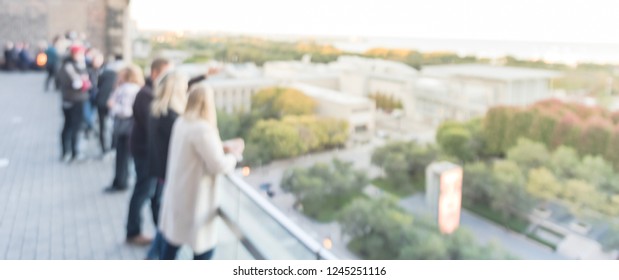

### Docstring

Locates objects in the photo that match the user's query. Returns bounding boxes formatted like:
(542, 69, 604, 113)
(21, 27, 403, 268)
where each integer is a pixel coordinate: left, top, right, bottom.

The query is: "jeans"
(61, 102, 84, 158)
(112, 133, 130, 189)
(126, 154, 156, 239)
(158, 232, 215, 260)
(145, 179, 165, 259)
(83, 101, 95, 132)
(97, 106, 109, 153)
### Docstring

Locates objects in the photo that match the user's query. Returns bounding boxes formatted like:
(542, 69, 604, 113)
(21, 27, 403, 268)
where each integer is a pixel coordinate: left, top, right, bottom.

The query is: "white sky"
(131, 0, 619, 43)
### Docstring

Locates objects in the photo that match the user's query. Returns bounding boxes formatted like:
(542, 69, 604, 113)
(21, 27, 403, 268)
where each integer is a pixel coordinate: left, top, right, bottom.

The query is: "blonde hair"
(184, 84, 218, 128)
(119, 64, 145, 86)
(151, 70, 189, 117)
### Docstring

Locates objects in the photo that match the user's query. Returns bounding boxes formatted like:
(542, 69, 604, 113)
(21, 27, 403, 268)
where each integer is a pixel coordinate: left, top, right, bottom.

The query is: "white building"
(204, 78, 277, 113)
(289, 83, 376, 143)
(327, 56, 419, 124)
(414, 64, 562, 126)
(263, 60, 340, 90)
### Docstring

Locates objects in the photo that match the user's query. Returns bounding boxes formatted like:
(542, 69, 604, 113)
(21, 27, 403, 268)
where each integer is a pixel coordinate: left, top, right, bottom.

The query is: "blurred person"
(158, 84, 244, 260)
(104, 64, 144, 193)
(44, 37, 60, 91)
(57, 44, 92, 162)
(15, 42, 27, 70)
(3, 41, 17, 71)
(95, 55, 125, 156)
(125, 58, 172, 246)
(145, 68, 220, 259)
(83, 51, 104, 138)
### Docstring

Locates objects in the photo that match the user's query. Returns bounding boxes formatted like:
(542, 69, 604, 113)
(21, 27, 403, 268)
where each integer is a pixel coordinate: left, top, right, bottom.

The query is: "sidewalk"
(0, 73, 150, 259)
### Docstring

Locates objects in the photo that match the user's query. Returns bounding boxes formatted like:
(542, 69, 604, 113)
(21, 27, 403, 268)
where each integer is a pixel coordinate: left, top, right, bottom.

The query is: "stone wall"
(0, 0, 129, 57)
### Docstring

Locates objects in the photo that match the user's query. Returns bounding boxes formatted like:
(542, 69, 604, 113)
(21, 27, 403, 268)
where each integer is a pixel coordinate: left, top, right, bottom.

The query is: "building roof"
(332, 55, 418, 77)
(289, 83, 372, 106)
(204, 77, 277, 87)
(421, 64, 562, 81)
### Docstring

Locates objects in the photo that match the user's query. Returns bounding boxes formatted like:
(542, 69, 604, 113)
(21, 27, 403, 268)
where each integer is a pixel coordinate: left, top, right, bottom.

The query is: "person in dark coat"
(57, 44, 91, 162)
(3, 41, 17, 71)
(125, 58, 172, 246)
(144, 68, 215, 260)
(95, 55, 124, 156)
(44, 37, 60, 91)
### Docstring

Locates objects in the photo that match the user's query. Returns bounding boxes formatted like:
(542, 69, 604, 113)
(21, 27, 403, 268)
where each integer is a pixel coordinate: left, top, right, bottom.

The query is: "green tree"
(549, 146, 580, 180)
(436, 122, 474, 162)
(600, 222, 619, 252)
(526, 168, 561, 204)
(251, 87, 316, 119)
(247, 119, 306, 160)
(462, 162, 494, 205)
(561, 179, 598, 217)
(217, 111, 241, 140)
(281, 159, 368, 221)
(490, 160, 535, 220)
(506, 138, 550, 170)
(574, 156, 617, 194)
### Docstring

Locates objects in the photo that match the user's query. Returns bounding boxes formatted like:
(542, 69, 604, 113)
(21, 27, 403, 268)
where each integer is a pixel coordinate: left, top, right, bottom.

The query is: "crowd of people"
(30, 31, 245, 260)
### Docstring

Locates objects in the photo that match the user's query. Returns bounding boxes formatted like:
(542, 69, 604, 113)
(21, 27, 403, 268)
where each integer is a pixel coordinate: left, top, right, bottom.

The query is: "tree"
(217, 111, 241, 140)
(483, 107, 516, 155)
(489, 160, 535, 220)
(600, 222, 619, 252)
(382, 153, 411, 191)
(579, 116, 613, 157)
(281, 159, 368, 221)
(549, 146, 580, 180)
(251, 87, 316, 119)
(338, 197, 413, 259)
(561, 179, 598, 217)
(436, 123, 474, 162)
(527, 168, 561, 204)
(506, 138, 550, 170)
(247, 119, 306, 159)
(462, 162, 494, 205)
(574, 156, 617, 194)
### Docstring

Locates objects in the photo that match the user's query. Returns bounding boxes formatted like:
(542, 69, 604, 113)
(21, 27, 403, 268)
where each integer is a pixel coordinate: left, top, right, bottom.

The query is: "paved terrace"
(0, 73, 150, 259)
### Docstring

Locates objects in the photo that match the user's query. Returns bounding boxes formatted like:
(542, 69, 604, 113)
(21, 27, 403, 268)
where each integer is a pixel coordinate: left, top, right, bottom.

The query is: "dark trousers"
(45, 66, 56, 91)
(61, 102, 84, 158)
(159, 233, 215, 260)
(112, 133, 130, 189)
(126, 154, 158, 238)
(97, 106, 109, 153)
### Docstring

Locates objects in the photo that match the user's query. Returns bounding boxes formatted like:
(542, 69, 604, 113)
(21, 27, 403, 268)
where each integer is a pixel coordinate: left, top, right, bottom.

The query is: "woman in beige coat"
(158, 84, 244, 260)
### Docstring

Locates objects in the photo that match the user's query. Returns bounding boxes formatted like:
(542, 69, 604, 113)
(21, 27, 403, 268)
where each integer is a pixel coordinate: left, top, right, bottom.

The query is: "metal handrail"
(217, 174, 338, 260)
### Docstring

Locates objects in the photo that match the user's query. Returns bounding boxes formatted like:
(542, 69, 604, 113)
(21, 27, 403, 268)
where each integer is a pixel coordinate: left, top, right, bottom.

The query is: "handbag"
(112, 117, 133, 140)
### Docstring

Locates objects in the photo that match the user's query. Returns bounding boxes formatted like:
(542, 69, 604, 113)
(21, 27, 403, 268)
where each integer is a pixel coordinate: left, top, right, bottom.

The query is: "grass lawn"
(371, 177, 424, 198)
(464, 203, 529, 233)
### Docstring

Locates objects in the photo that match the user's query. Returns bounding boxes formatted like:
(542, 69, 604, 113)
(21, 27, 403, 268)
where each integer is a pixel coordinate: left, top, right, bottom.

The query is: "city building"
(289, 83, 376, 143)
(0, 0, 131, 58)
(264, 58, 340, 90)
(414, 64, 562, 126)
(204, 78, 277, 113)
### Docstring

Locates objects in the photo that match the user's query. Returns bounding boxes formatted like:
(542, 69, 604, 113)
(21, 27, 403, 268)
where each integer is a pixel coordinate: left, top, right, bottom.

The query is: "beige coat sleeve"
(193, 123, 237, 175)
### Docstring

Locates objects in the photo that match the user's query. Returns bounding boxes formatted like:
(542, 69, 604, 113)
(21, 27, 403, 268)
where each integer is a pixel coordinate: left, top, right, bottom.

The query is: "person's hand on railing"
(223, 138, 245, 161)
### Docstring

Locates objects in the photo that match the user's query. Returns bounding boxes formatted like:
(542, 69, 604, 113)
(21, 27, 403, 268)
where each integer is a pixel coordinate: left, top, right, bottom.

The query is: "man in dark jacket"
(57, 44, 91, 162)
(126, 58, 172, 246)
(95, 55, 124, 156)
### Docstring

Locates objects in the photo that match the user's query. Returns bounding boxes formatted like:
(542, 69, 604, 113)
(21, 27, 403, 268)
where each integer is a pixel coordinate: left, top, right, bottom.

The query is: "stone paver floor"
(0, 73, 152, 259)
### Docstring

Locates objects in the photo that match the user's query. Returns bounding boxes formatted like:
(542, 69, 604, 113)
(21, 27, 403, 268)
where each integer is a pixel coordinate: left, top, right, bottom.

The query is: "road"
(400, 194, 567, 260)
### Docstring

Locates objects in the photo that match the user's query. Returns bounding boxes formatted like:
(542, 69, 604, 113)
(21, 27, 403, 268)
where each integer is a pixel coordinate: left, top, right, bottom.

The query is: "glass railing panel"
(218, 173, 334, 260)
